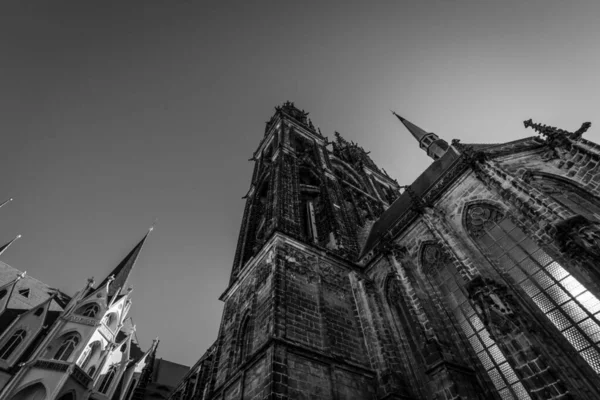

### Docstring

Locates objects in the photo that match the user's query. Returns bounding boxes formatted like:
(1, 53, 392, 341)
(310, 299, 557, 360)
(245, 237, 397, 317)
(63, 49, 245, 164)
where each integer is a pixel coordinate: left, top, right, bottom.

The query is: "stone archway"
(10, 382, 47, 400)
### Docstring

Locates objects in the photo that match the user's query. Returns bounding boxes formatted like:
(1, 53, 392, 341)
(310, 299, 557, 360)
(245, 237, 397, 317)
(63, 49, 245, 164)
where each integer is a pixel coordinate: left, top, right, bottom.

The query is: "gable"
(0, 262, 67, 312)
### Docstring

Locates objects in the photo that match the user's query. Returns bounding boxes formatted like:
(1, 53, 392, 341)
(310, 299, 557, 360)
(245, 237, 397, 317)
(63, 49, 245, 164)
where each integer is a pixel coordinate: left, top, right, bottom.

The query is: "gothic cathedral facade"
(172, 102, 600, 400)
(0, 224, 161, 400)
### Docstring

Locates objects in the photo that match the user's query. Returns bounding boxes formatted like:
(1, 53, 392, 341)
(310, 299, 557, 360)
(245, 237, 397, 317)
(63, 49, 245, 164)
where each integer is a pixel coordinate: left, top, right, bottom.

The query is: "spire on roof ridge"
(97, 227, 154, 298)
(0, 234, 21, 257)
(391, 111, 449, 161)
(0, 198, 13, 210)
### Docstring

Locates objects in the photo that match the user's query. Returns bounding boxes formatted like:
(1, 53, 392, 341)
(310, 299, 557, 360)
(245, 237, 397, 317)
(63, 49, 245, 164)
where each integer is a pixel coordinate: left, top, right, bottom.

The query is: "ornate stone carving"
(556, 215, 600, 259)
(523, 118, 589, 161)
(464, 204, 505, 238)
(465, 276, 528, 338)
(420, 243, 448, 276)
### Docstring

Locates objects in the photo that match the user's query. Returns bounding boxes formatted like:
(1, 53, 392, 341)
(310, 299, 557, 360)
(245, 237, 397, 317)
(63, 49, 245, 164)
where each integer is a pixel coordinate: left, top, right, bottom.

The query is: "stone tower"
(208, 102, 414, 400)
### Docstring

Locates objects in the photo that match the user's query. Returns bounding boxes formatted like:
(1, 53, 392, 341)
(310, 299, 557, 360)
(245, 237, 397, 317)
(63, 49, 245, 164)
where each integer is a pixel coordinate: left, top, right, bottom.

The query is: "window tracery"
(98, 367, 117, 394)
(421, 242, 528, 398)
(53, 332, 81, 361)
(528, 175, 600, 221)
(465, 202, 600, 374)
(76, 303, 100, 318)
(238, 315, 254, 363)
(0, 329, 26, 360)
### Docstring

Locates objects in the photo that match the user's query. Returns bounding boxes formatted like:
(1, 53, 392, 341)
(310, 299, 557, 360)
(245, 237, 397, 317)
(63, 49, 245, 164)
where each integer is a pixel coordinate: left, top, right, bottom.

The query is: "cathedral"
(167, 102, 600, 400)
(0, 216, 188, 400)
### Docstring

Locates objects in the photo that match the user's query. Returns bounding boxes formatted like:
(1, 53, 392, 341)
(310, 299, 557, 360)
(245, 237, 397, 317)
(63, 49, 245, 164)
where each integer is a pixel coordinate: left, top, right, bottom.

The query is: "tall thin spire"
(0, 198, 13, 210)
(0, 234, 21, 257)
(391, 111, 449, 160)
(97, 225, 154, 298)
(392, 112, 430, 143)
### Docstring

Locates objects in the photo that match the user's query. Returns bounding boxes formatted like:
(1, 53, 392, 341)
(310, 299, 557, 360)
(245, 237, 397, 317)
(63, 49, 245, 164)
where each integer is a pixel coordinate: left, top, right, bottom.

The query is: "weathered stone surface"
(173, 105, 600, 400)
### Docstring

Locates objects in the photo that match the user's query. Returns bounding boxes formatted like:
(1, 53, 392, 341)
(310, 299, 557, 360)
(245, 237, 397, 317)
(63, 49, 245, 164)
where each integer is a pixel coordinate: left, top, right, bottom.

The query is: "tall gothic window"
(239, 315, 254, 363)
(79, 341, 101, 369)
(465, 203, 600, 374)
(299, 166, 324, 244)
(98, 367, 117, 394)
(421, 243, 529, 398)
(53, 333, 81, 361)
(0, 329, 26, 360)
(529, 175, 600, 221)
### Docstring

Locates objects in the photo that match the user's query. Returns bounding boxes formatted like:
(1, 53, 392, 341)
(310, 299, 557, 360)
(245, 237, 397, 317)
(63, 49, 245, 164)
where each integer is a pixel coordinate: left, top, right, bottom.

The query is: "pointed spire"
(97, 225, 154, 298)
(392, 111, 430, 143)
(391, 111, 449, 160)
(0, 198, 13, 210)
(0, 234, 21, 257)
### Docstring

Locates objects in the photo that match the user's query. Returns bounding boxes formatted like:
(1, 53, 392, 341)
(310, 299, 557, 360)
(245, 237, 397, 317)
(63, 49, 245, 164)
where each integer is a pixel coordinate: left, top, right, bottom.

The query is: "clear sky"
(1, 0, 599, 367)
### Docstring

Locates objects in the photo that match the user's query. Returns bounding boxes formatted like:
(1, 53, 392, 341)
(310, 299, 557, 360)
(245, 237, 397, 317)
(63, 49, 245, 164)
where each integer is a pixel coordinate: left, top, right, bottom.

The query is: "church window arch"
(238, 314, 254, 363)
(88, 365, 97, 377)
(528, 173, 600, 221)
(76, 303, 100, 318)
(103, 312, 118, 330)
(79, 340, 101, 369)
(9, 382, 47, 400)
(419, 241, 526, 396)
(98, 366, 117, 394)
(464, 202, 600, 374)
(125, 378, 138, 400)
(53, 332, 81, 361)
(0, 329, 26, 360)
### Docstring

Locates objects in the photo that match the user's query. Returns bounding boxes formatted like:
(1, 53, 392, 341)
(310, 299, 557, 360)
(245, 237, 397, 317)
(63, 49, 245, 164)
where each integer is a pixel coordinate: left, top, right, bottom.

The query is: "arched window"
(76, 303, 100, 318)
(53, 332, 81, 361)
(0, 329, 26, 360)
(420, 242, 527, 397)
(9, 382, 47, 400)
(98, 367, 116, 394)
(465, 203, 600, 374)
(529, 174, 600, 221)
(88, 365, 97, 377)
(239, 316, 254, 363)
(103, 313, 118, 330)
(125, 378, 137, 400)
(79, 341, 101, 369)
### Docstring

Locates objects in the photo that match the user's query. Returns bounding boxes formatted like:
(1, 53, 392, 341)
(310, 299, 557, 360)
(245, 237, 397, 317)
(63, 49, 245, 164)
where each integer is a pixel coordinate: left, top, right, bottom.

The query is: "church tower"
(206, 102, 420, 400)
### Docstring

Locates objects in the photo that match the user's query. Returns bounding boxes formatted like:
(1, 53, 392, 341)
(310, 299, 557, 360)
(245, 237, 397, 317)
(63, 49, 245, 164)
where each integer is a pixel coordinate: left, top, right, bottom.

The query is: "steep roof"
(361, 147, 461, 257)
(96, 231, 151, 298)
(360, 136, 544, 259)
(0, 261, 68, 312)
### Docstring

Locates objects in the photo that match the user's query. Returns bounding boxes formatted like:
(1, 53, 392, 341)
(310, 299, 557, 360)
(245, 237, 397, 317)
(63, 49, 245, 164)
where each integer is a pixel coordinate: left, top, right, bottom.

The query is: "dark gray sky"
(1, 0, 599, 366)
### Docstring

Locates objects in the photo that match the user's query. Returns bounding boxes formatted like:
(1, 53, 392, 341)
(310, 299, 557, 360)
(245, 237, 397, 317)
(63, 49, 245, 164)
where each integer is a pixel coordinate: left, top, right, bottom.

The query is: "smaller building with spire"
(0, 202, 188, 400)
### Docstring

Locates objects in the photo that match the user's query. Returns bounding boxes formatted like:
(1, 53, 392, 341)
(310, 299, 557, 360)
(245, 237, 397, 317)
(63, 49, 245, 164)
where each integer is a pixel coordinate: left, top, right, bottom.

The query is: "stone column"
(349, 272, 418, 400)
